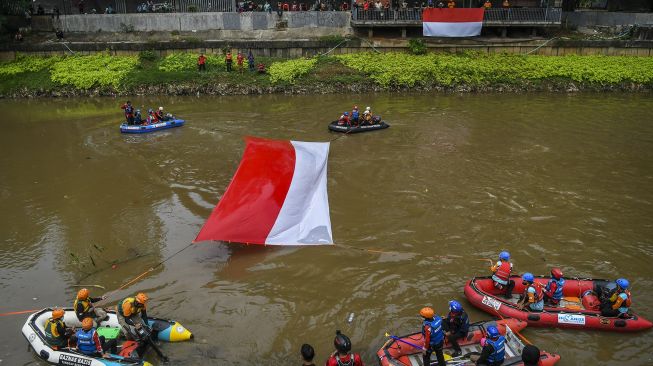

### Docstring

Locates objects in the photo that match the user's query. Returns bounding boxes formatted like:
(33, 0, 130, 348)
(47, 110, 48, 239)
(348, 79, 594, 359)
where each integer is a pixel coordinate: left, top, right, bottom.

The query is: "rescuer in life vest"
(325, 330, 364, 366)
(155, 106, 172, 121)
(74, 287, 108, 326)
(44, 308, 70, 350)
(420, 306, 446, 366)
(338, 112, 351, 126)
(117, 292, 150, 340)
(517, 273, 544, 312)
(474, 325, 505, 366)
(442, 300, 469, 358)
(121, 100, 134, 125)
(600, 278, 632, 317)
(490, 251, 515, 298)
(543, 267, 565, 306)
(73, 317, 117, 358)
(351, 106, 360, 126)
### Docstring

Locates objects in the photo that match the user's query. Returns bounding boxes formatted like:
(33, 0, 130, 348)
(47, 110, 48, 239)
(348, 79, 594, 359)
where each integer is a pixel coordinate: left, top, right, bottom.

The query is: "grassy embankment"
(1, 50, 653, 97)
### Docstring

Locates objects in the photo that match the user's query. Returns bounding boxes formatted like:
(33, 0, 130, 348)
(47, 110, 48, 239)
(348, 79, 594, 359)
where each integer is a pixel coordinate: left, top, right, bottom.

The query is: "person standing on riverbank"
(237, 52, 244, 73)
(226, 52, 233, 72)
(198, 53, 206, 71)
(247, 51, 255, 72)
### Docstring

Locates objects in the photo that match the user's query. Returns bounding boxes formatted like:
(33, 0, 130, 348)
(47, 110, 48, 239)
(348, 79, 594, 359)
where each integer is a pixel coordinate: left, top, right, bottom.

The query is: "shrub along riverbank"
(1, 51, 653, 98)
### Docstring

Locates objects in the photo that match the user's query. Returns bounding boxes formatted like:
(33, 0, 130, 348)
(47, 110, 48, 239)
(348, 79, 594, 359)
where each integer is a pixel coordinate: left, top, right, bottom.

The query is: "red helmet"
(551, 267, 563, 280)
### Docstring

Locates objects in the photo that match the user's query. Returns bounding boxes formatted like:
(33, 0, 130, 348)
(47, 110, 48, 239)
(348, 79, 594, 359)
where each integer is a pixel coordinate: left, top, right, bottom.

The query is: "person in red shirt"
(197, 53, 206, 71)
(236, 52, 244, 73)
(325, 331, 364, 366)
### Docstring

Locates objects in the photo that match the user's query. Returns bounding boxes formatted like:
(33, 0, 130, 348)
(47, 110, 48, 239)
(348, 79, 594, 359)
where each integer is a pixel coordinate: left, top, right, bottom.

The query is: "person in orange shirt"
(236, 52, 244, 73)
(225, 51, 233, 72)
(448, 0, 456, 8)
(483, 0, 492, 8)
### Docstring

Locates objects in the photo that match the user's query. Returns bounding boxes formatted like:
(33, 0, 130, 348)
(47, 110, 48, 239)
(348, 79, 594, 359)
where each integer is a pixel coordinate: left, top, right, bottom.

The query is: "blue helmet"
(449, 300, 463, 313)
(616, 278, 629, 290)
(487, 325, 500, 338)
(499, 251, 510, 261)
(522, 272, 534, 283)
(344, 112, 349, 116)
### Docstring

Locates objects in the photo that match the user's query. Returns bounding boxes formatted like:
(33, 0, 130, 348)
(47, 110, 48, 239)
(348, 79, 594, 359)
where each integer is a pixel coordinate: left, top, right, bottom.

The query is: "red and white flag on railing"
(423, 8, 485, 37)
(194, 136, 333, 246)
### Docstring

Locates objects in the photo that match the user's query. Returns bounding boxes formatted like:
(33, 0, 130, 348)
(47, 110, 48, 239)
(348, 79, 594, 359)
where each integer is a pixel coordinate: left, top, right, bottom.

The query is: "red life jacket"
(623, 290, 632, 308)
(494, 261, 511, 282)
(526, 282, 543, 302)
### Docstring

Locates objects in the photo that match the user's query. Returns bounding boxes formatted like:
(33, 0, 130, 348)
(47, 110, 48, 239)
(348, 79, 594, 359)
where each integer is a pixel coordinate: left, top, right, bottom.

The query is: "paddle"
(384, 332, 425, 351)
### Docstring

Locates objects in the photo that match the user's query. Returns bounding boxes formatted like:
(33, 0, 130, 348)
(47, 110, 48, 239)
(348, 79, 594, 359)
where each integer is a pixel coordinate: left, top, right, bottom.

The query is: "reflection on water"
(1, 93, 652, 365)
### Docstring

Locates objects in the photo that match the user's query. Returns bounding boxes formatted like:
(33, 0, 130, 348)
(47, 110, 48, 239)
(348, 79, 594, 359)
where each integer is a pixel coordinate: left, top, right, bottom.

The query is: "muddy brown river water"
(0, 93, 652, 365)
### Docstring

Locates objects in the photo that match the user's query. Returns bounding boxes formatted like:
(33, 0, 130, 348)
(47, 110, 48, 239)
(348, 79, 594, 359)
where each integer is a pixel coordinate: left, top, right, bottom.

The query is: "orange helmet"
(52, 308, 64, 319)
(81, 317, 94, 330)
(135, 292, 149, 305)
(77, 288, 89, 300)
(420, 307, 434, 319)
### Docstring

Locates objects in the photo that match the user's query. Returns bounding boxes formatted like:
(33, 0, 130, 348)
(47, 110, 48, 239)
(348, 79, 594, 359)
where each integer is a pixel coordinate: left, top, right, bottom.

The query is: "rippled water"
(0, 93, 652, 365)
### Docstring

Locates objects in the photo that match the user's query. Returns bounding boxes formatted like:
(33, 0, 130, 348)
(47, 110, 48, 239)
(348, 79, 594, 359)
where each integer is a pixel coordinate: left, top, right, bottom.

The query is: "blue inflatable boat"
(120, 119, 185, 134)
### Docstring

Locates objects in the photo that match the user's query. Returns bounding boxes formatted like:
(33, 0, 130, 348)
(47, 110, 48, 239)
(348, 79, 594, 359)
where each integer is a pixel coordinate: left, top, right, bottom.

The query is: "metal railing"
(352, 7, 563, 25)
(176, 0, 235, 12)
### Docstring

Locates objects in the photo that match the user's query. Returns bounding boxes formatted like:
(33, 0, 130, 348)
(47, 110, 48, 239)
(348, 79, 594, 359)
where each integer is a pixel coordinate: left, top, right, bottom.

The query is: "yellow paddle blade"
(384, 332, 390, 337)
(444, 354, 452, 361)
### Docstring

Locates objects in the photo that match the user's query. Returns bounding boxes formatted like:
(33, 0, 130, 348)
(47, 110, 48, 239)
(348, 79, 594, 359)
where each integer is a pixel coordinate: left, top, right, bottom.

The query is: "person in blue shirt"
(543, 267, 565, 306)
(351, 106, 360, 126)
(442, 300, 469, 358)
(475, 325, 505, 366)
(420, 306, 446, 366)
(74, 318, 117, 358)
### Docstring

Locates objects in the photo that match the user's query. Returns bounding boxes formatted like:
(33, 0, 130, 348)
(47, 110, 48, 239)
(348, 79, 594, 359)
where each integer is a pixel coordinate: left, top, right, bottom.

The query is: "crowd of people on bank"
(121, 101, 174, 126)
(197, 51, 267, 73)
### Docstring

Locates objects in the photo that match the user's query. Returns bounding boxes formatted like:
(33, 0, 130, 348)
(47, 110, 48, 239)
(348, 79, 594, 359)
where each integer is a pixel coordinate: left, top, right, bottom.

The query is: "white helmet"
(365, 106, 371, 111)
(159, 106, 164, 111)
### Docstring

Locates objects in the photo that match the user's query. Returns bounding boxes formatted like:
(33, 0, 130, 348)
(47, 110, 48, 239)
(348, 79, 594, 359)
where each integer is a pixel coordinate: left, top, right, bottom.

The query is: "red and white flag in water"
(423, 8, 485, 37)
(194, 137, 333, 245)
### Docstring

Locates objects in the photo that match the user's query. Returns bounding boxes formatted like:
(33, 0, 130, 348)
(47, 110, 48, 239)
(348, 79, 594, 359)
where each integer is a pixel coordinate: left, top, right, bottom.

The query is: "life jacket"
(352, 110, 359, 119)
(485, 336, 506, 364)
(526, 282, 543, 302)
(545, 277, 565, 301)
(422, 317, 444, 346)
(613, 289, 632, 310)
(118, 297, 143, 318)
(76, 328, 97, 355)
(335, 353, 355, 366)
(623, 290, 632, 308)
(44, 318, 66, 347)
(74, 298, 92, 318)
(447, 311, 468, 333)
(123, 104, 134, 116)
(492, 260, 512, 284)
(226, 53, 232, 61)
(198, 56, 206, 65)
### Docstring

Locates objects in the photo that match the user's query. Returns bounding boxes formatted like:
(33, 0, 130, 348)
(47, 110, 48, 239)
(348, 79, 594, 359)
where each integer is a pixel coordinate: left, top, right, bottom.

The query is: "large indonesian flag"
(423, 8, 485, 37)
(194, 137, 333, 245)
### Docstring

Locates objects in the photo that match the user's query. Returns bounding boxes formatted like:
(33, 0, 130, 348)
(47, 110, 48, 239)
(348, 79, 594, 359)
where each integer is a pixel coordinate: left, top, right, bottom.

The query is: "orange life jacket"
(494, 261, 511, 282)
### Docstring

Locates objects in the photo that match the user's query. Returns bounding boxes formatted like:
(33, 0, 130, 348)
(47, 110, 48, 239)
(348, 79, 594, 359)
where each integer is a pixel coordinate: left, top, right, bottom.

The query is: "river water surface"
(1, 93, 652, 365)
